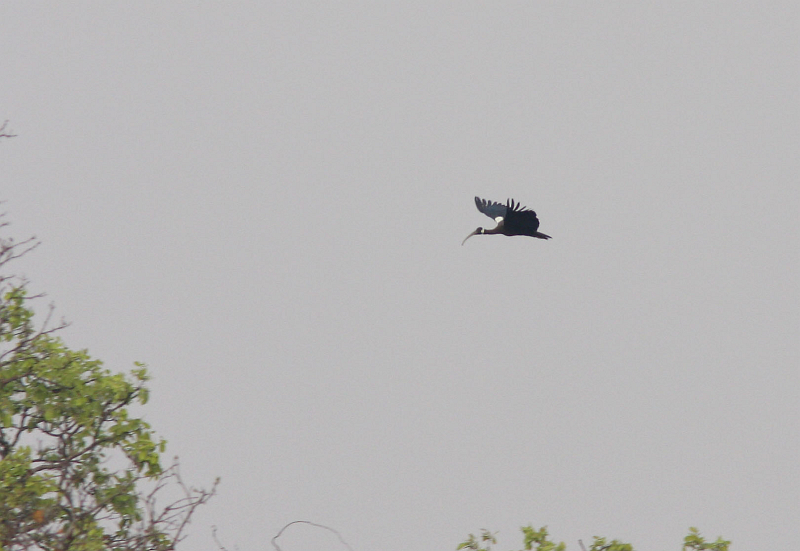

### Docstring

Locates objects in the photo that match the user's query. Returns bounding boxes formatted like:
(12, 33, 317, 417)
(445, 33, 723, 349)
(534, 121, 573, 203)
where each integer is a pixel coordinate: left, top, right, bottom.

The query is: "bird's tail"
(533, 231, 552, 240)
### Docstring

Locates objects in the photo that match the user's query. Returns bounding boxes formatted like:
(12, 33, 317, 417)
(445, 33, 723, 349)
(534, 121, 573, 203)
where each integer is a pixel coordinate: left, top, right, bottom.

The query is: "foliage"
(586, 536, 632, 551)
(457, 529, 497, 551)
(520, 525, 565, 551)
(0, 227, 216, 550)
(682, 527, 730, 551)
(457, 526, 729, 551)
(457, 526, 565, 551)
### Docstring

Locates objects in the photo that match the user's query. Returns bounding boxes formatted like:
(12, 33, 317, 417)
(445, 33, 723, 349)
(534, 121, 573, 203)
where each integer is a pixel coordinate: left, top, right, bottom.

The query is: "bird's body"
(462, 196, 551, 245)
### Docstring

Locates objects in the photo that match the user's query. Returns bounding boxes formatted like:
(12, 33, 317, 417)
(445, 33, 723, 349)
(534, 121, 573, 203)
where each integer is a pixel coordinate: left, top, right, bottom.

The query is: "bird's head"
(461, 227, 483, 246)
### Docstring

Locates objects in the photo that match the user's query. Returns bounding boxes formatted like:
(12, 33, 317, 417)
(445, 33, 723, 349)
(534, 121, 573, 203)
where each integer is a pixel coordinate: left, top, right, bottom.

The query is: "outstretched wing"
(504, 199, 541, 234)
(474, 197, 508, 222)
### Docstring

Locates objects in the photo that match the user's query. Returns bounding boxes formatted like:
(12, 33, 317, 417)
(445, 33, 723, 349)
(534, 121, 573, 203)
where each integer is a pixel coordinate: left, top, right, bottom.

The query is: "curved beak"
(461, 229, 479, 246)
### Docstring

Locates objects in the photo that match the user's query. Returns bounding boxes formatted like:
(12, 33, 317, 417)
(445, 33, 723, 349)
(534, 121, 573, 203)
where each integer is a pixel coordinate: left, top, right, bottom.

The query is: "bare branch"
(212, 526, 234, 551)
(0, 120, 17, 138)
(0, 235, 40, 268)
(141, 460, 219, 548)
(271, 521, 354, 551)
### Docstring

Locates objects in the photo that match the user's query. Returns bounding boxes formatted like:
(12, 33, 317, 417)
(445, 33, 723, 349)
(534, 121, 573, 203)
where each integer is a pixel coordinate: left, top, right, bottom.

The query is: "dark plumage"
(462, 196, 551, 245)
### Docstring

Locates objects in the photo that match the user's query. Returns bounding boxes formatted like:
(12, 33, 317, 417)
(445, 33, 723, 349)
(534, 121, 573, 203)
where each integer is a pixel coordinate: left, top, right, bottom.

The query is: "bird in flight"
(462, 196, 552, 245)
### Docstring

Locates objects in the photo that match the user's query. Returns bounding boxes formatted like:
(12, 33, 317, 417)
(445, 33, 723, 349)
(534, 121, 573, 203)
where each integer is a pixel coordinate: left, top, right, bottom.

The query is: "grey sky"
(2, 3, 798, 550)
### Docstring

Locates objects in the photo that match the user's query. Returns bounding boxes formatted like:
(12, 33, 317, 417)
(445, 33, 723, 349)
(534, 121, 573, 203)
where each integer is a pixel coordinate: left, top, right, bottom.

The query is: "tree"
(458, 526, 729, 551)
(0, 224, 217, 550)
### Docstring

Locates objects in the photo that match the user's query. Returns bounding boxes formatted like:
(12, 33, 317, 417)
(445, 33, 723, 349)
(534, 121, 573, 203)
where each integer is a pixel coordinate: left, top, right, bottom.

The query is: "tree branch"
(271, 521, 354, 551)
(0, 120, 17, 139)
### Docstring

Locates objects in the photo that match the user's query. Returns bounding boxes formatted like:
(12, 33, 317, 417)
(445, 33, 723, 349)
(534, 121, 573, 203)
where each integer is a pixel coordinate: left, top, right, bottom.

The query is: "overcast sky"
(2, 3, 798, 551)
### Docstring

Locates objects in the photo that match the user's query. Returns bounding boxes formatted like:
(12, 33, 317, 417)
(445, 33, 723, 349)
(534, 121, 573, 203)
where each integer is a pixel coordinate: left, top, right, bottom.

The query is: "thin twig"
(212, 526, 232, 551)
(271, 521, 354, 551)
(0, 120, 17, 138)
